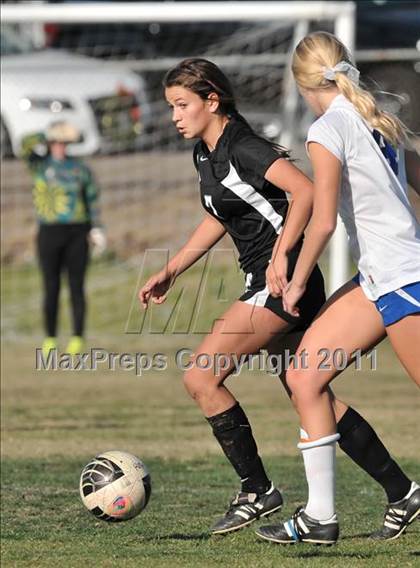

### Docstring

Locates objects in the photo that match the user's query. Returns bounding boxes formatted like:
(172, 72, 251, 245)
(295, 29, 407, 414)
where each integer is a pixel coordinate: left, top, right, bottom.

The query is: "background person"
(22, 121, 106, 356)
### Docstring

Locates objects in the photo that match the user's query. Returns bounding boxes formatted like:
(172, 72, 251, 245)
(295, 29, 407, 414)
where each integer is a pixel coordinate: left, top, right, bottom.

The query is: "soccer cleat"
(255, 506, 339, 545)
(65, 335, 84, 355)
(42, 337, 57, 358)
(370, 482, 420, 541)
(211, 483, 283, 534)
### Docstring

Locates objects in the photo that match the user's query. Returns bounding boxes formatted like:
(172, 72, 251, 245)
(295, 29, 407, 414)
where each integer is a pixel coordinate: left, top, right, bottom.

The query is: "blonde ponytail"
(292, 31, 409, 147)
(334, 74, 406, 148)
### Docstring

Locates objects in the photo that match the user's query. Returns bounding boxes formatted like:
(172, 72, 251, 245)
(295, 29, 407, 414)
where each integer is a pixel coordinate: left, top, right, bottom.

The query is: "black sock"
(337, 407, 411, 503)
(207, 402, 271, 494)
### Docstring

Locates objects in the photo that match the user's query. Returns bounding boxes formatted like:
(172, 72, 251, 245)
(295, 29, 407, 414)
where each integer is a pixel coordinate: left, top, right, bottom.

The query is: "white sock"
(298, 432, 340, 521)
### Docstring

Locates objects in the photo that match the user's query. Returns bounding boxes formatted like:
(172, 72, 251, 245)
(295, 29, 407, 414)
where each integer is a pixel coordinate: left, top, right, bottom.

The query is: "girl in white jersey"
(256, 32, 420, 546)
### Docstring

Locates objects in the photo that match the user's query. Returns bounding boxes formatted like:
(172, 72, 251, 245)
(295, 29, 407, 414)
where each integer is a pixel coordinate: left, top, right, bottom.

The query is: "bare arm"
(264, 158, 314, 296)
(282, 143, 341, 315)
(139, 214, 226, 307)
(266, 158, 314, 254)
(167, 214, 226, 277)
(405, 149, 420, 196)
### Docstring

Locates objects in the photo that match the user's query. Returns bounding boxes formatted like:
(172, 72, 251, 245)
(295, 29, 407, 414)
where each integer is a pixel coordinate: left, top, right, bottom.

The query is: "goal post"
(2, 1, 355, 296)
(2, 2, 356, 24)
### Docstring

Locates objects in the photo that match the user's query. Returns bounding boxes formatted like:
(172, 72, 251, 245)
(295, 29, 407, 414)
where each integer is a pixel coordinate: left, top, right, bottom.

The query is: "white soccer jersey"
(307, 94, 420, 300)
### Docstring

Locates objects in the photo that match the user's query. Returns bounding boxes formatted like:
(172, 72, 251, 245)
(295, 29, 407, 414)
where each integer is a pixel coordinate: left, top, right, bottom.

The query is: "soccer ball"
(79, 450, 151, 522)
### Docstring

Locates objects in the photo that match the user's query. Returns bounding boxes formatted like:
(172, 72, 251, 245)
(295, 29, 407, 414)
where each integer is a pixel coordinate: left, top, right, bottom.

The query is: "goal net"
(1, 2, 354, 341)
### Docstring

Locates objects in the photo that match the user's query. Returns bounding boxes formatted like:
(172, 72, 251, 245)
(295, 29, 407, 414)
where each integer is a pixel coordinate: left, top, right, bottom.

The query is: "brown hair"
(164, 58, 290, 156)
(163, 58, 237, 116)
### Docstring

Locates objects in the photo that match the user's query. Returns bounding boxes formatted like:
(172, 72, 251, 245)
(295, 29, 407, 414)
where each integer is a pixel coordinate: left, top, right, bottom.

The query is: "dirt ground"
(2, 147, 418, 265)
(2, 338, 419, 461)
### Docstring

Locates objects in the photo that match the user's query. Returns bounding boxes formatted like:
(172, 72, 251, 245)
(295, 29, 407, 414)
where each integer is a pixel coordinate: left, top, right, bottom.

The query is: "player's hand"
(89, 227, 107, 256)
(282, 280, 306, 317)
(138, 270, 174, 309)
(266, 253, 288, 298)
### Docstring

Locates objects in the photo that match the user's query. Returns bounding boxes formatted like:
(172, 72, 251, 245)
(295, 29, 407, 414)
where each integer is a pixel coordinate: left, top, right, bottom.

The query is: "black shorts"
(239, 257, 326, 331)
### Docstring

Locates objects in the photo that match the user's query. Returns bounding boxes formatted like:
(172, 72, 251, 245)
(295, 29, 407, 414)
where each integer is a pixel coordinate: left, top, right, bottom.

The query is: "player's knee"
(289, 392, 298, 411)
(182, 368, 197, 398)
(183, 368, 212, 402)
(286, 368, 320, 401)
(285, 367, 302, 393)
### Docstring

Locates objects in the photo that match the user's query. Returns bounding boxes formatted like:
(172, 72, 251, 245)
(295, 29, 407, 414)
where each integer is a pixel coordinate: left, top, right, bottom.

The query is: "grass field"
(2, 261, 420, 567)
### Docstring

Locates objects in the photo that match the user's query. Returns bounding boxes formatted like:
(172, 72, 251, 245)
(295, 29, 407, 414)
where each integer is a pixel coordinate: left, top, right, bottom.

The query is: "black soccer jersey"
(193, 117, 296, 272)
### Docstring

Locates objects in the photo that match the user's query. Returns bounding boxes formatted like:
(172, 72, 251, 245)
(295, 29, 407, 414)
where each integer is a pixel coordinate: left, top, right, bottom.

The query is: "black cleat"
(211, 483, 283, 535)
(256, 506, 339, 545)
(370, 482, 420, 541)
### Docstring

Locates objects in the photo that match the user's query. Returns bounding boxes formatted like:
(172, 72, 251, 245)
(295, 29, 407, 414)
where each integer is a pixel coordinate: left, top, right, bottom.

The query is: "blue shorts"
(352, 275, 420, 326)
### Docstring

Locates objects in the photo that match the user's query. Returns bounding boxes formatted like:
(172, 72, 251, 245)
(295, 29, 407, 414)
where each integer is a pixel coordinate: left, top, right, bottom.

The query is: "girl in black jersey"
(139, 59, 415, 535)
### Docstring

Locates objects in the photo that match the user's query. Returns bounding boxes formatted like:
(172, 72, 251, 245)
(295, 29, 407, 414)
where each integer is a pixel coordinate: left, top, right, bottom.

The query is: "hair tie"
(322, 61, 360, 85)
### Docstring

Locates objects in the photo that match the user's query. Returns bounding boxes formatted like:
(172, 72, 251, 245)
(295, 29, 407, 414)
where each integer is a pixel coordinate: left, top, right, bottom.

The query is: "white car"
(1, 26, 152, 157)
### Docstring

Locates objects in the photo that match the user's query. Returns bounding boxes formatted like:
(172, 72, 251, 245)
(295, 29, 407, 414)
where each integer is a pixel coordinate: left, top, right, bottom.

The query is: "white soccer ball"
(79, 450, 151, 522)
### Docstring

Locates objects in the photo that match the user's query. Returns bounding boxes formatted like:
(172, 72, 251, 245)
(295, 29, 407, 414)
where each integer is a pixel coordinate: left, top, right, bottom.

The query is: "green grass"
(1, 256, 245, 343)
(2, 456, 419, 568)
(2, 261, 420, 566)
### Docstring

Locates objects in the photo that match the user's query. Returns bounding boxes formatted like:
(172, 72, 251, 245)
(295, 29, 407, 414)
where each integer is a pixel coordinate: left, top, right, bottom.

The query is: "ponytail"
(292, 31, 410, 147)
(334, 74, 407, 148)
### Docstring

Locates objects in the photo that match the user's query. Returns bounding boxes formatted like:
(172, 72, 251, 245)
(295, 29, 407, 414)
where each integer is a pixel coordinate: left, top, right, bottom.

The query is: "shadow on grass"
(291, 551, 375, 559)
(252, 539, 400, 559)
(142, 532, 210, 542)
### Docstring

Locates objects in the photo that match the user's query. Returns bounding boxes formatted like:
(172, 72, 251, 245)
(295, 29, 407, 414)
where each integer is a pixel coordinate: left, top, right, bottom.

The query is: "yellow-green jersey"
(22, 132, 100, 226)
